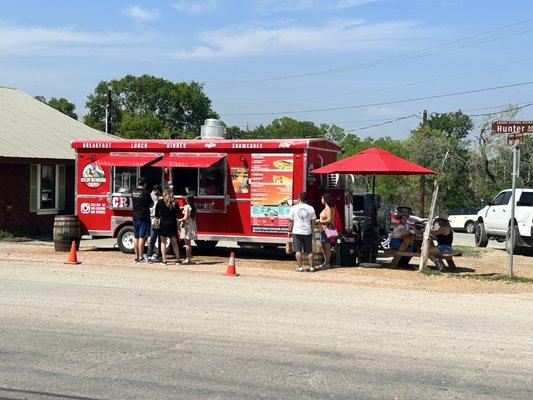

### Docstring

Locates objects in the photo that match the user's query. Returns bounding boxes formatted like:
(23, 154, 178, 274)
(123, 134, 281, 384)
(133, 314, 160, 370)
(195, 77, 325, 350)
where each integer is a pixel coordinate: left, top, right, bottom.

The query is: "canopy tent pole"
(370, 174, 376, 262)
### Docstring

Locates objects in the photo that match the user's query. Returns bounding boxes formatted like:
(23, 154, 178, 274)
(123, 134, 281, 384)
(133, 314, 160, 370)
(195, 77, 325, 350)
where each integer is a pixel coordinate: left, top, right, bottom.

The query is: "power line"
(221, 57, 533, 106)
(343, 102, 533, 133)
(205, 18, 533, 84)
(221, 81, 533, 116)
(343, 114, 420, 133)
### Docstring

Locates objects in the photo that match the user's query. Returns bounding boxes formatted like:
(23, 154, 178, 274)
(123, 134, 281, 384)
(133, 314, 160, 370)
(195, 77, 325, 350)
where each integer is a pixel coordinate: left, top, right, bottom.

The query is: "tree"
(228, 117, 344, 140)
(84, 75, 218, 138)
(469, 105, 532, 202)
(35, 96, 78, 120)
(404, 111, 475, 212)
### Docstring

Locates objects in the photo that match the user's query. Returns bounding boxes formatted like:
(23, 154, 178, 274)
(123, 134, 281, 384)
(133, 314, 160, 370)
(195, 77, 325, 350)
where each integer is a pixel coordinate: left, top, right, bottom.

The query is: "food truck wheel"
(117, 225, 135, 254)
(194, 240, 218, 249)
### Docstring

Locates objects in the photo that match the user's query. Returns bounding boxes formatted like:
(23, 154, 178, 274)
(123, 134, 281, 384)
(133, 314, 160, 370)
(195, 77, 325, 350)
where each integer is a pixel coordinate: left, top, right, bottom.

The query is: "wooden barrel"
(53, 215, 81, 252)
(312, 228, 325, 265)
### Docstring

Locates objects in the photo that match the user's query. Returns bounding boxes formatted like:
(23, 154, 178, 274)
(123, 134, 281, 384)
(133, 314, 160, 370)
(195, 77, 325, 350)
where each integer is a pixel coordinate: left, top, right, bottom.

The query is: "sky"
(1, 0, 532, 138)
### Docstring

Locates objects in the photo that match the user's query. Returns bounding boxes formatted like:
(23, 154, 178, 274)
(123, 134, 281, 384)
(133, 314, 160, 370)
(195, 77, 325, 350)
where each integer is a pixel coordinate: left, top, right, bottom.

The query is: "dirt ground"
(1, 241, 531, 294)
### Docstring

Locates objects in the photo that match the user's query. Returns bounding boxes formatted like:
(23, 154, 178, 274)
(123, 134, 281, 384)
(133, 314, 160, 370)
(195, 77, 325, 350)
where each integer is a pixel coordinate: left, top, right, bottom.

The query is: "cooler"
(335, 233, 359, 267)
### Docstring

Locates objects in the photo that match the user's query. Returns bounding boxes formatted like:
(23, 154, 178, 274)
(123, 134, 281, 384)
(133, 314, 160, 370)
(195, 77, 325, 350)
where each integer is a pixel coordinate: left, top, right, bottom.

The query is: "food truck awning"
(94, 153, 163, 167)
(152, 153, 226, 168)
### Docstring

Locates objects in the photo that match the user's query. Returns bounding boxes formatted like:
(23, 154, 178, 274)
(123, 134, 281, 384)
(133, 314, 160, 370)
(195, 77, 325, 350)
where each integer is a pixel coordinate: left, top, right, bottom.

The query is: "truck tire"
(194, 240, 218, 249)
(117, 225, 135, 254)
(474, 222, 488, 247)
(505, 225, 525, 255)
(464, 221, 475, 234)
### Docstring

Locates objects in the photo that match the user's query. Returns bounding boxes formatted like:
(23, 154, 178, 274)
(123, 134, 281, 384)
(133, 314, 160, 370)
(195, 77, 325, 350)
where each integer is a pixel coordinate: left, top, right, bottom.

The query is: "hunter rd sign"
(491, 120, 533, 146)
(491, 120, 533, 134)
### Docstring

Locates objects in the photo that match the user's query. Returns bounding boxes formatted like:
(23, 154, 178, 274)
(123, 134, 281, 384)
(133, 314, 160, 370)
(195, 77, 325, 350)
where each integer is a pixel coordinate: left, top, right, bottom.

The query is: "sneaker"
(309, 266, 315, 272)
(183, 258, 193, 265)
(134, 258, 140, 263)
(139, 257, 148, 263)
(148, 255, 160, 262)
(295, 266, 304, 272)
(160, 261, 167, 265)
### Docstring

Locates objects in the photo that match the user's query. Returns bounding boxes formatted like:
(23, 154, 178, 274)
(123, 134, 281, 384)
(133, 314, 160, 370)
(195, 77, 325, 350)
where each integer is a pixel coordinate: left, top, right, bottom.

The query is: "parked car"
(475, 188, 533, 255)
(434, 207, 479, 233)
(377, 204, 426, 249)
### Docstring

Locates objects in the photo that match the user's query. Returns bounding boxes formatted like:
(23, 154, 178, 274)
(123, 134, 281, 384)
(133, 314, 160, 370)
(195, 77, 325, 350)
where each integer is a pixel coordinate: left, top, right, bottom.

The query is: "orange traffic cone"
(223, 252, 239, 277)
(64, 241, 81, 265)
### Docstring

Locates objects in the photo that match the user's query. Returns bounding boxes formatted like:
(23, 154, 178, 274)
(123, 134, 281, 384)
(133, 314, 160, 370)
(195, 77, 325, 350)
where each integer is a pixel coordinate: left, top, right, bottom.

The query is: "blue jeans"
(146, 226, 160, 257)
(390, 237, 413, 267)
(133, 218, 150, 239)
(437, 244, 453, 254)
(390, 238, 413, 252)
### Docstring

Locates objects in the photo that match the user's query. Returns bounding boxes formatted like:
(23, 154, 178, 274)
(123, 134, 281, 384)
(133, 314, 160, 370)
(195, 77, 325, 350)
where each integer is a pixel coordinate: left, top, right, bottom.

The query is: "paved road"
(0, 260, 531, 399)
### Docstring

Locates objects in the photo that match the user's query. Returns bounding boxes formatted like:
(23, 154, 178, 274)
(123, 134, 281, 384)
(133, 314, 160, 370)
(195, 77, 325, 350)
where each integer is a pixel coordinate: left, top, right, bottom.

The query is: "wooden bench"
(385, 248, 463, 269)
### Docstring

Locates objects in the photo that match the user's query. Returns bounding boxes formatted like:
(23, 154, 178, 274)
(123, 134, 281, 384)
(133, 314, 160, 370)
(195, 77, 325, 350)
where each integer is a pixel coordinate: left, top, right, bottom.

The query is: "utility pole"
(419, 109, 428, 217)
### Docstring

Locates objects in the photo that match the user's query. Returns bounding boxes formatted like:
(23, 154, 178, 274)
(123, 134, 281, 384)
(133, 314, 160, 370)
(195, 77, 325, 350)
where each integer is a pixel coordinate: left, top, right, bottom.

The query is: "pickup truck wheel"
(474, 222, 488, 247)
(505, 226, 525, 255)
(117, 225, 135, 254)
(465, 221, 475, 234)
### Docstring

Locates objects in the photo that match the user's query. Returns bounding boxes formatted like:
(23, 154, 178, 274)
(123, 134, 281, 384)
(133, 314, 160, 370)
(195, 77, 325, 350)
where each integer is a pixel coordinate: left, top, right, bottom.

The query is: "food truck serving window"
(160, 154, 226, 197)
(113, 167, 137, 193)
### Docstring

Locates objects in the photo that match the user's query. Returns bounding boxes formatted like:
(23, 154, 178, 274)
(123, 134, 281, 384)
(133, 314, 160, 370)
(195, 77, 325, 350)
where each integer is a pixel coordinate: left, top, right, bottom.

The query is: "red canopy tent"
(312, 147, 435, 175)
(313, 147, 435, 263)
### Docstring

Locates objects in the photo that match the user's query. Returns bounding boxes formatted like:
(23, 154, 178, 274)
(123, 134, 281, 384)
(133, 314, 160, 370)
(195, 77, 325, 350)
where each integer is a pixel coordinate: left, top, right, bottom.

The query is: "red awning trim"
(94, 153, 163, 167)
(152, 153, 226, 168)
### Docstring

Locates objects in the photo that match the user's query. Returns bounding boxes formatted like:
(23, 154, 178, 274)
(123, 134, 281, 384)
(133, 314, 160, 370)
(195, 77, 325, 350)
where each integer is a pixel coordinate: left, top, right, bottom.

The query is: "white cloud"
(255, 0, 379, 12)
(0, 25, 144, 56)
(171, 19, 428, 60)
(170, 0, 218, 15)
(124, 5, 159, 22)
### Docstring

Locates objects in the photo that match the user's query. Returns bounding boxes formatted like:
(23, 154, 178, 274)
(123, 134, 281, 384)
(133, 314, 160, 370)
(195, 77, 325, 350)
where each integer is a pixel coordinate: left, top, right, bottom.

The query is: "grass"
(453, 245, 482, 258)
(420, 266, 442, 276)
(459, 273, 533, 284)
(0, 230, 13, 239)
(0, 228, 52, 241)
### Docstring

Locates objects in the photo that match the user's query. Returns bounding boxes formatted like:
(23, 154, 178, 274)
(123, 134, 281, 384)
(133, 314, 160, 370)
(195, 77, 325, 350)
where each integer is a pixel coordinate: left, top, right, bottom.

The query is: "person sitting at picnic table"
(389, 212, 415, 268)
(429, 213, 454, 271)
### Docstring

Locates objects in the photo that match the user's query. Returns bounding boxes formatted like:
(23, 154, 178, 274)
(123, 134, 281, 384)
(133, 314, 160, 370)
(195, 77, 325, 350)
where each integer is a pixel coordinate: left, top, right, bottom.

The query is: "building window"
(40, 165, 56, 209)
(30, 164, 66, 214)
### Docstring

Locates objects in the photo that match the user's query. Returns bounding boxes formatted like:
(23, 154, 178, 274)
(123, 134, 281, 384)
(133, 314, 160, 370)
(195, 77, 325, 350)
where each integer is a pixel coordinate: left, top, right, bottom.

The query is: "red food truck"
(72, 131, 352, 253)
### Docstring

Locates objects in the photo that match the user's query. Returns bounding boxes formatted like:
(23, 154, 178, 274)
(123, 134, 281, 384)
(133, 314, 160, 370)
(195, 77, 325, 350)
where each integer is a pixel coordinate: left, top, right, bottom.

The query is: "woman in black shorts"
(155, 188, 181, 264)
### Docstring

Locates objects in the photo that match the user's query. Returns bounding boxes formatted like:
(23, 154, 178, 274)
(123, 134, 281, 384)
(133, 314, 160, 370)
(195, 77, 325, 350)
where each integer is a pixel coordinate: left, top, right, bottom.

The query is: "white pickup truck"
(475, 188, 533, 255)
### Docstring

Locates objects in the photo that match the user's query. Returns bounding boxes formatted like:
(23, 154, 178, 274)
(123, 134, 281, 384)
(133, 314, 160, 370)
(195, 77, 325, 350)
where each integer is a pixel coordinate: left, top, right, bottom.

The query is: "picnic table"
(384, 234, 462, 269)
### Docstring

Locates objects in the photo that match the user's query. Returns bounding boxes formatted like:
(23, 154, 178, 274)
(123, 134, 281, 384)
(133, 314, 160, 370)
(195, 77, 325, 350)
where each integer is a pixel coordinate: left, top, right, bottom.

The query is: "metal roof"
(0, 86, 117, 160)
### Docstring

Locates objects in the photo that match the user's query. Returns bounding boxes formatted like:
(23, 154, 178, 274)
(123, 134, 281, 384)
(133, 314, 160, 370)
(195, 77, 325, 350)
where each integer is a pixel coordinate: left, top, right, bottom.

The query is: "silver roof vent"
(200, 118, 227, 140)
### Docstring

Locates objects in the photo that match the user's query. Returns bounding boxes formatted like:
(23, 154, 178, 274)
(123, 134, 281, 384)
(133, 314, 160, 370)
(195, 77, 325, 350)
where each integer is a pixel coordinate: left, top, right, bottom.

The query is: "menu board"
(250, 154, 293, 234)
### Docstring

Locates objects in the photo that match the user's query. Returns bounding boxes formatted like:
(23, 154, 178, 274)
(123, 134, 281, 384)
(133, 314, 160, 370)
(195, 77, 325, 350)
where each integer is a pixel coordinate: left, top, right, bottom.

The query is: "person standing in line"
(155, 188, 181, 265)
(288, 192, 317, 272)
(132, 177, 153, 263)
(316, 193, 337, 269)
(147, 184, 163, 262)
(179, 195, 198, 264)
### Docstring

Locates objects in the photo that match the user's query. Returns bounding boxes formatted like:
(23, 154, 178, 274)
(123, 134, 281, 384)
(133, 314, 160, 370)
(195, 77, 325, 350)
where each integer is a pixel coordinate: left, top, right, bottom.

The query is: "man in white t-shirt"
(288, 192, 317, 272)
